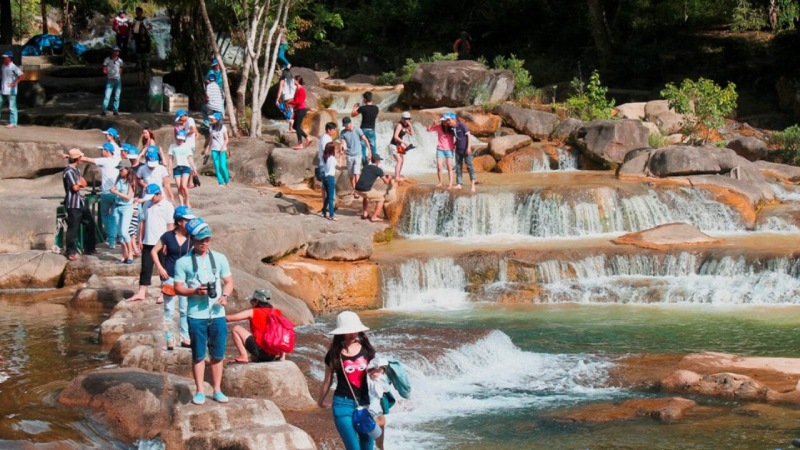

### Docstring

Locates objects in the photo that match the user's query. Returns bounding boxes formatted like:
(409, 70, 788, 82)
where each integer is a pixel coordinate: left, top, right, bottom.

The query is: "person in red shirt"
(225, 289, 286, 363)
(111, 10, 131, 58)
(289, 75, 313, 149)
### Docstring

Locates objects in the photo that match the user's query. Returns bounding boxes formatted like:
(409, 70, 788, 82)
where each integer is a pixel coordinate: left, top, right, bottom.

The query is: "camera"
(205, 282, 217, 299)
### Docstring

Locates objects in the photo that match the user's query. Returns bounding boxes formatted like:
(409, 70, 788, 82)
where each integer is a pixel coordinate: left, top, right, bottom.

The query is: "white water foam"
(382, 258, 469, 310)
(373, 330, 617, 450)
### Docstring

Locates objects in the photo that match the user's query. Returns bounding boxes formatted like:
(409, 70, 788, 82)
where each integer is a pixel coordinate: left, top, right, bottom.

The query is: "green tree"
(565, 70, 615, 121)
(660, 77, 738, 144)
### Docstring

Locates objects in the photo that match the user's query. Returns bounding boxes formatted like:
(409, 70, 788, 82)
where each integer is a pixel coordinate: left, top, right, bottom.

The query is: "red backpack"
(260, 309, 296, 355)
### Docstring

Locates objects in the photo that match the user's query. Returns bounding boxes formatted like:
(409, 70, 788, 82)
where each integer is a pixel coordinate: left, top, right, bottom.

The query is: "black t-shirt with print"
(329, 346, 371, 404)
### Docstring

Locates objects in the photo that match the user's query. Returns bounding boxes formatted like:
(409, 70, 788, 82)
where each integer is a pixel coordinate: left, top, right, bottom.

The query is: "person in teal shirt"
(174, 218, 234, 405)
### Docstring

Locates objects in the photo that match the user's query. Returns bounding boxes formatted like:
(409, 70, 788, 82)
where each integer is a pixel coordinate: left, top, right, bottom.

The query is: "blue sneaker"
(212, 391, 229, 403)
(192, 392, 206, 405)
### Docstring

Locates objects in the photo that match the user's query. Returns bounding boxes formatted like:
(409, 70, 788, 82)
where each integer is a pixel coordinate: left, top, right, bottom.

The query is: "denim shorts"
(436, 149, 454, 159)
(173, 166, 192, 177)
(188, 316, 227, 362)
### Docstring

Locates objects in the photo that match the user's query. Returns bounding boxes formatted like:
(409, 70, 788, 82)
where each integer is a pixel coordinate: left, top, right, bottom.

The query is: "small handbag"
(192, 174, 201, 187)
(341, 359, 377, 435)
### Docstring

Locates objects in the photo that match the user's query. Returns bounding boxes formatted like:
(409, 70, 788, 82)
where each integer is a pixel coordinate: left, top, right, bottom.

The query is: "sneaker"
(124, 259, 134, 264)
(192, 392, 206, 405)
(212, 391, 229, 403)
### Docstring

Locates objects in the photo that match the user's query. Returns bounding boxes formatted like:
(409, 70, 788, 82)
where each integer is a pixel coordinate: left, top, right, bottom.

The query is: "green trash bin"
(54, 196, 105, 253)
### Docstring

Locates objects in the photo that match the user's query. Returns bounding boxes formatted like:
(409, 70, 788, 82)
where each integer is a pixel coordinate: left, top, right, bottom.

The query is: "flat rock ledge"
(612, 223, 722, 250)
(554, 397, 697, 423)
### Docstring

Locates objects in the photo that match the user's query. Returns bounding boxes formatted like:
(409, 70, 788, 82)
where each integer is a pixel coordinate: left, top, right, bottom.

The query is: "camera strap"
(191, 250, 217, 282)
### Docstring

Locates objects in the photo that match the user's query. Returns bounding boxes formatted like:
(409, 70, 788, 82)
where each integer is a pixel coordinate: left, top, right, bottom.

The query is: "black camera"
(205, 282, 217, 299)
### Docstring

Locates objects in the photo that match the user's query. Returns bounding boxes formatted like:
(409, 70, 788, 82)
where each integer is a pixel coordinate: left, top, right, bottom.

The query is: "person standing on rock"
(322, 142, 339, 221)
(174, 109, 198, 157)
(131, 7, 152, 86)
(112, 10, 131, 58)
(389, 112, 414, 183)
(317, 122, 338, 214)
(127, 183, 174, 302)
(167, 129, 196, 207)
(174, 218, 234, 405)
(137, 145, 175, 205)
(355, 154, 394, 223)
(110, 159, 136, 264)
(428, 113, 456, 189)
(351, 92, 379, 167)
(204, 112, 230, 187)
(277, 33, 291, 70)
(289, 75, 312, 150)
(450, 113, 476, 192)
(81, 142, 120, 249)
(340, 116, 372, 198)
(152, 205, 196, 350)
(226, 288, 287, 363)
(453, 31, 472, 60)
(62, 149, 97, 261)
(317, 311, 377, 450)
(203, 73, 224, 128)
(275, 68, 295, 127)
(0, 51, 24, 128)
(101, 46, 124, 116)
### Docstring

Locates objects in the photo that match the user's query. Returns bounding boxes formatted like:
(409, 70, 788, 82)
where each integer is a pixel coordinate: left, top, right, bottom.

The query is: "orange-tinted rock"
(613, 223, 722, 250)
(457, 110, 502, 137)
(495, 146, 549, 173)
(473, 154, 496, 173)
(555, 397, 696, 423)
(661, 370, 770, 401)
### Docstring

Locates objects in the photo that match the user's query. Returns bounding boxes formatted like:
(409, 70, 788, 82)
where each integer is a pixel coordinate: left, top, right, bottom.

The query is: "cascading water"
(373, 120, 440, 175)
(381, 258, 468, 309)
(400, 186, 744, 238)
(557, 147, 579, 170)
(79, 12, 172, 60)
(329, 91, 401, 113)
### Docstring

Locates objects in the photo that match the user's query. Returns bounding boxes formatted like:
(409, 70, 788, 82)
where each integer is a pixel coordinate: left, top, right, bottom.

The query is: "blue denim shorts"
(436, 149, 454, 159)
(188, 316, 227, 362)
(173, 166, 192, 177)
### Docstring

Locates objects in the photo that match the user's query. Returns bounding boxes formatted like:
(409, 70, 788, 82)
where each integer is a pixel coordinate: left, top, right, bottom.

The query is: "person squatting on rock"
(81, 141, 120, 249)
(127, 183, 174, 302)
(428, 113, 456, 189)
(151, 205, 196, 349)
(132, 7, 152, 86)
(322, 142, 339, 221)
(62, 149, 97, 261)
(109, 159, 136, 264)
(168, 129, 197, 207)
(389, 112, 414, 183)
(225, 288, 287, 363)
(102, 46, 123, 116)
(317, 311, 378, 450)
(356, 154, 394, 223)
(174, 219, 234, 405)
(340, 116, 372, 199)
(0, 51, 24, 128)
(449, 112, 477, 192)
(205, 112, 230, 187)
(351, 92, 379, 167)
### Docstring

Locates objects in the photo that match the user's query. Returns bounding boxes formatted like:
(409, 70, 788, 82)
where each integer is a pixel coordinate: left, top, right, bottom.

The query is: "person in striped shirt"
(203, 73, 224, 128)
(62, 149, 97, 261)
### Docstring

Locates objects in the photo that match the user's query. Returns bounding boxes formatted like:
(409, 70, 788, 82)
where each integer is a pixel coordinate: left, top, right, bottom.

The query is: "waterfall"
(532, 254, 800, 305)
(79, 12, 172, 60)
(400, 186, 744, 238)
(557, 147, 579, 171)
(381, 258, 468, 309)
(330, 91, 401, 113)
(374, 120, 439, 175)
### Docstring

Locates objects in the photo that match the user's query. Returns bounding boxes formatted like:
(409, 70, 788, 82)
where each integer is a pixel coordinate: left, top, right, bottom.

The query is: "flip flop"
(370, 217, 384, 223)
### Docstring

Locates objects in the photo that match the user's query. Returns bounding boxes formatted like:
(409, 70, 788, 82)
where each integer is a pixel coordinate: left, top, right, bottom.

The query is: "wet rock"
(756, 203, 800, 230)
(472, 154, 497, 173)
(0, 250, 66, 289)
(488, 134, 532, 160)
(268, 147, 317, 186)
(551, 117, 584, 141)
(0, 141, 71, 179)
(726, 137, 771, 161)
(456, 110, 502, 137)
(556, 397, 696, 423)
(70, 286, 132, 309)
(613, 223, 722, 250)
(495, 145, 550, 173)
(572, 119, 650, 164)
(493, 104, 559, 140)
(122, 344, 194, 378)
(755, 161, 800, 183)
(616, 102, 647, 120)
(304, 109, 338, 139)
(109, 332, 157, 363)
(221, 361, 317, 411)
(306, 234, 373, 262)
(402, 60, 514, 108)
(661, 370, 770, 401)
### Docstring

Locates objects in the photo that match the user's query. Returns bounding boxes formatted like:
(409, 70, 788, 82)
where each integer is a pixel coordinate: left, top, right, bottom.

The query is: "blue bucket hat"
(175, 129, 187, 141)
(145, 183, 161, 195)
(186, 218, 212, 239)
(174, 109, 188, 122)
(103, 127, 119, 138)
(174, 205, 197, 220)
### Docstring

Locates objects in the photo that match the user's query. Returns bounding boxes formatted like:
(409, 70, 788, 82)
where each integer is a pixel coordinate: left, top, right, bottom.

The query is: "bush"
(564, 70, 615, 121)
(660, 77, 738, 144)
(375, 71, 398, 86)
(732, 0, 767, 31)
(401, 52, 457, 81)
(648, 133, 667, 149)
(493, 54, 532, 94)
(770, 124, 800, 164)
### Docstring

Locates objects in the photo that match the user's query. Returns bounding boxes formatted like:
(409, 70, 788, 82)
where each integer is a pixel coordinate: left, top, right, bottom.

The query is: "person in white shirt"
(321, 141, 339, 221)
(317, 122, 337, 214)
(0, 51, 24, 128)
(80, 142, 121, 248)
(127, 183, 174, 302)
(168, 129, 197, 207)
(204, 113, 230, 187)
(102, 46, 124, 116)
(174, 109, 198, 153)
(138, 145, 175, 205)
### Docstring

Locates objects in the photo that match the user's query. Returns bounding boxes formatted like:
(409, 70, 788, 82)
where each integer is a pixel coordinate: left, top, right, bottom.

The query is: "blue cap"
(211, 58, 219, 65)
(175, 129, 187, 140)
(100, 142, 116, 154)
(146, 146, 160, 167)
(212, 112, 223, 122)
(448, 112, 458, 120)
(174, 109, 187, 121)
(145, 183, 161, 195)
(112, 46, 120, 51)
(174, 205, 197, 220)
(186, 218, 211, 239)
(2, 51, 12, 58)
(103, 127, 119, 138)
(123, 143, 139, 157)
(207, 73, 217, 82)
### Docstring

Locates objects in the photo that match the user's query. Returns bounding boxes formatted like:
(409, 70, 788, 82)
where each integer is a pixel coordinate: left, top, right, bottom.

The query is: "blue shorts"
(436, 149, 454, 159)
(173, 166, 192, 177)
(188, 316, 227, 362)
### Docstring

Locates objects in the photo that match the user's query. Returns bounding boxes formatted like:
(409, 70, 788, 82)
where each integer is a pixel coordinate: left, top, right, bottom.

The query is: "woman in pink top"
(427, 112, 456, 189)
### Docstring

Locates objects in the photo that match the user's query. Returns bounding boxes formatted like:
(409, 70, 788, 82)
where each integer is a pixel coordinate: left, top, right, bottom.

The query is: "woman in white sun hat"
(317, 311, 377, 450)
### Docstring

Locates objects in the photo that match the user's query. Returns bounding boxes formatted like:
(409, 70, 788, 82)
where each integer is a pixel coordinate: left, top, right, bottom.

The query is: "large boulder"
(0, 141, 70, 179)
(306, 234, 373, 261)
(615, 102, 647, 120)
(551, 118, 584, 141)
(473, 154, 497, 172)
(402, 60, 514, 108)
(644, 100, 684, 135)
(0, 251, 67, 289)
(209, 213, 310, 271)
(268, 147, 317, 186)
(488, 134, 532, 160)
(495, 145, 550, 173)
(493, 104, 559, 140)
(456, 110, 502, 137)
(754, 160, 800, 183)
(726, 137, 771, 161)
(221, 361, 317, 411)
(572, 119, 650, 164)
(555, 397, 696, 424)
(227, 139, 274, 187)
(647, 146, 757, 177)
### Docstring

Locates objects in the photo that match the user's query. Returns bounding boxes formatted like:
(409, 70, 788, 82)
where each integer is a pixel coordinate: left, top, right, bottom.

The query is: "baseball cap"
(68, 148, 84, 159)
(174, 109, 188, 121)
(146, 146, 159, 167)
(116, 159, 132, 169)
(440, 113, 450, 121)
(99, 142, 116, 154)
(207, 73, 217, 82)
(342, 117, 351, 125)
(175, 129, 187, 141)
(103, 127, 119, 138)
(2, 51, 12, 59)
(124, 143, 139, 158)
(173, 205, 197, 220)
(186, 218, 212, 239)
(247, 288, 272, 305)
(447, 112, 458, 120)
(211, 58, 219, 65)
(112, 46, 120, 52)
(401, 111, 411, 119)
(212, 112, 223, 122)
(371, 154, 382, 163)
(145, 183, 161, 195)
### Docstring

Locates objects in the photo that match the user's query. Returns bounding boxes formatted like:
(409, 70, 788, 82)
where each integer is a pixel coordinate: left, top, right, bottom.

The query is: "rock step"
(183, 425, 317, 450)
(178, 398, 287, 434)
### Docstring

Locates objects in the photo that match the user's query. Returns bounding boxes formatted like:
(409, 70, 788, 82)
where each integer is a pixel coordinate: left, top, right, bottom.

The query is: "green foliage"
(401, 52, 457, 81)
(770, 124, 800, 164)
(731, 0, 767, 31)
(565, 70, 615, 121)
(660, 77, 738, 144)
(492, 54, 532, 90)
(648, 133, 667, 149)
(776, 0, 800, 29)
(375, 71, 398, 86)
(292, 4, 344, 41)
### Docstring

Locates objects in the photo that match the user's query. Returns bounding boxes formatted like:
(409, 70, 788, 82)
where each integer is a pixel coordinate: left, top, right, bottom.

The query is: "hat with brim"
(116, 159, 132, 170)
(2, 51, 12, 59)
(68, 148, 84, 159)
(147, 160, 158, 168)
(247, 288, 272, 305)
(327, 311, 369, 335)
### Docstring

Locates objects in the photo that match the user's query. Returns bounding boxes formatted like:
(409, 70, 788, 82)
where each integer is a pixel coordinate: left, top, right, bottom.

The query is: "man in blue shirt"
(174, 218, 234, 405)
(340, 117, 372, 196)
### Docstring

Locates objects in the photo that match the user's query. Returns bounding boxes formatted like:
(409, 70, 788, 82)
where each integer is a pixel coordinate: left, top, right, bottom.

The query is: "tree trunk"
(41, 0, 48, 35)
(0, 0, 12, 45)
(198, 0, 240, 136)
(61, 0, 72, 42)
(253, 0, 291, 136)
(587, 0, 613, 69)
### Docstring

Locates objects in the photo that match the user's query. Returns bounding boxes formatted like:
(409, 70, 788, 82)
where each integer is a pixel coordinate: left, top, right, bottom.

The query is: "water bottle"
(165, 330, 174, 351)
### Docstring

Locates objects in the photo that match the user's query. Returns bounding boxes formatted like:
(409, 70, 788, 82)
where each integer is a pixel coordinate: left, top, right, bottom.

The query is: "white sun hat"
(327, 311, 370, 335)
